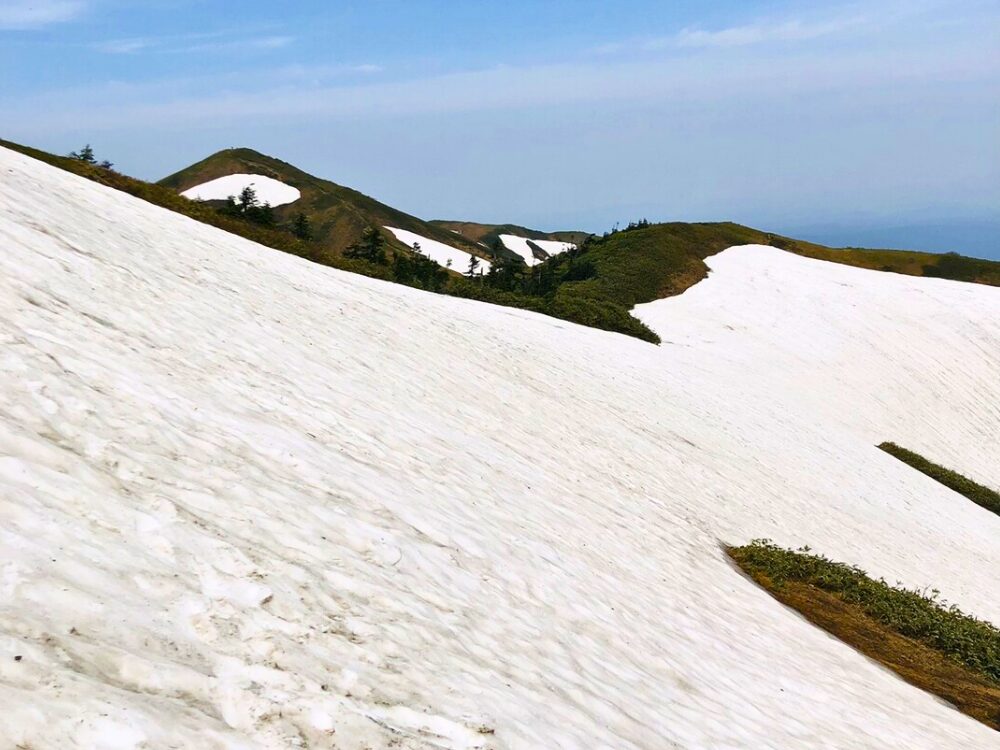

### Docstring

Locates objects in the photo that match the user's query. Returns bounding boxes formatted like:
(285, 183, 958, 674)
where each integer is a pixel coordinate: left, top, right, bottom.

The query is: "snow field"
(1, 145, 999, 748)
(181, 174, 301, 207)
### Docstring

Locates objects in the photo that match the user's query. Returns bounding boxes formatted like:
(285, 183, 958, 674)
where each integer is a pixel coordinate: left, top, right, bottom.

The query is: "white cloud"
(95, 33, 295, 55)
(595, 14, 866, 55)
(169, 34, 294, 54)
(676, 17, 864, 48)
(95, 38, 150, 54)
(0, 0, 84, 29)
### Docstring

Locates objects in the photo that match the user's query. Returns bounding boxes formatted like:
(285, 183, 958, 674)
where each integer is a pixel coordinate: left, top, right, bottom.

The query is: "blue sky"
(2, 0, 999, 257)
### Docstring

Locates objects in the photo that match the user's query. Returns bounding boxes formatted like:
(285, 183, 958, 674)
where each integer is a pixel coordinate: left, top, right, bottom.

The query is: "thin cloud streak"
(95, 38, 151, 54)
(676, 17, 865, 48)
(593, 1, 950, 55)
(95, 33, 294, 55)
(0, 0, 85, 29)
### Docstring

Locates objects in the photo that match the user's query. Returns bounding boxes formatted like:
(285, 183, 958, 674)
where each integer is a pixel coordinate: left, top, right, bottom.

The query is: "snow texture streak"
(1, 145, 999, 748)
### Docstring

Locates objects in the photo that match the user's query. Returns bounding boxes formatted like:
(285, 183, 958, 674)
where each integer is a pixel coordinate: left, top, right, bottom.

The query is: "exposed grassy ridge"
(775, 240, 1000, 286)
(878, 442, 1000, 517)
(730, 540, 1000, 729)
(548, 223, 798, 306)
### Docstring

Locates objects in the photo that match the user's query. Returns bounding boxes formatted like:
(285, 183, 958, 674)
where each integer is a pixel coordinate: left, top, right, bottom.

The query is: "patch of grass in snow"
(729, 540, 1000, 730)
(878, 442, 1000, 518)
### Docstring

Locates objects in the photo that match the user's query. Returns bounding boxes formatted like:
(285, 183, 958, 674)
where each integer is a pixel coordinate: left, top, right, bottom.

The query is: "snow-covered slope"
(181, 173, 301, 207)
(385, 226, 491, 275)
(499, 234, 575, 266)
(2, 144, 999, 749)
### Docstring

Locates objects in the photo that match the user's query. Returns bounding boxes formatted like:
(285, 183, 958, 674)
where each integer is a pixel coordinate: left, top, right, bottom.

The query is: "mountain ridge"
(159, 147, 497, 258)
(5, 138, 999, 347)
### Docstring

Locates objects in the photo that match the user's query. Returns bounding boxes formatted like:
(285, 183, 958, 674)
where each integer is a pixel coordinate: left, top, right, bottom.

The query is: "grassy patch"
(729, 540, 1000, 729)
(878, 442, 1000, 517)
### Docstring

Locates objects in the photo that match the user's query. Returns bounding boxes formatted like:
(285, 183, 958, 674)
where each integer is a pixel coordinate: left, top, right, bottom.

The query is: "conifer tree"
(238, 186, 258, 209)
(467, 253, 480, 278)
(292, 212, 312, 240)
(69, 144, 114, 170)
(345, 227, 387, 265)
(69, 144, 96, 164)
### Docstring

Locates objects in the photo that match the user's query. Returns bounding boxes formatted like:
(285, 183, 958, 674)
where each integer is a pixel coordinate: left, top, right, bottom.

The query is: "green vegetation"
(878, 442, 1000, 517)
(345, 226, 388, 264)
(292, 212, 312, 240)
(730, 540, 1000, 729)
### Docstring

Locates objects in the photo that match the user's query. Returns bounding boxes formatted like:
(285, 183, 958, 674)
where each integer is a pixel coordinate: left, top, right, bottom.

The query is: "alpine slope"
(1, 144, 999, 749)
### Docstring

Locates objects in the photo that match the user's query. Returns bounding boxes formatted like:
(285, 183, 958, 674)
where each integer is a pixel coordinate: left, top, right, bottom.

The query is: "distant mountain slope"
(160, 148, 490, 258)
(431, 220, 590, 248)
(5, 138, 998, 347)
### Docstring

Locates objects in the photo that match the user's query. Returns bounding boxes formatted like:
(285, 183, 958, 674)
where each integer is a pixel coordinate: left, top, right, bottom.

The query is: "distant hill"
(159, 148, 491, 259)
(6, 138, 999, 347)
(431, 220, 590, 249)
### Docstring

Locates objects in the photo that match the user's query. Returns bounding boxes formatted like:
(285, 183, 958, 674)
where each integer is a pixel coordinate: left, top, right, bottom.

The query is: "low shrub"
(730, 540, 1000, 683)
(878, 442, 1000, 517)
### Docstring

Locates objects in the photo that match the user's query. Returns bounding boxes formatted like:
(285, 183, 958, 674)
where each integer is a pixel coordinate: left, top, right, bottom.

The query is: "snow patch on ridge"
(499, 235, 575, 266)
(181, 173, 301, 207)
(385, 226, 491, 275)
(529, 238, 576, 257)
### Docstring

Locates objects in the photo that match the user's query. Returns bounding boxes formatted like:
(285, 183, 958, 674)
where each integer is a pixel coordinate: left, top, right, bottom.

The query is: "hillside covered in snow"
(2, 144, 1000, 748)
